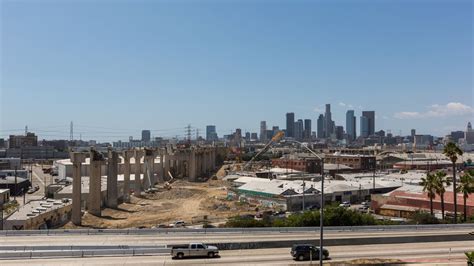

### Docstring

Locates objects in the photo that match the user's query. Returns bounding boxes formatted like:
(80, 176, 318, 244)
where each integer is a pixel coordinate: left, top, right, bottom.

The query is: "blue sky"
(1, 0, 472, 141)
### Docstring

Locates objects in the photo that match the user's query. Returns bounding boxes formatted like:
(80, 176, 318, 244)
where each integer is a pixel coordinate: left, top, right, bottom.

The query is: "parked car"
(169, 220, 186, 228)
(339, 201, 350, 208)
(171, 243, 219, 259)
(291, 244, 329, 261)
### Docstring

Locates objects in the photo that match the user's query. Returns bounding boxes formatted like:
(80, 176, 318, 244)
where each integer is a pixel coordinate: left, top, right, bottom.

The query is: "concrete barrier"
(0, 245, 167, 251)
(0, 224, 473, 236)
(0, 248, 170, 260)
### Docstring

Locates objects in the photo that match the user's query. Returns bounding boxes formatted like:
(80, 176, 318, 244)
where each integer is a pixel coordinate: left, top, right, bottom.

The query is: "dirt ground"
(63, 172, 255, 229)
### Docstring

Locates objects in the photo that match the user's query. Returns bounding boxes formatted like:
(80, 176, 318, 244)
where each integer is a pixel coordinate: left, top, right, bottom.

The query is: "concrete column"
(122, 150, 133, 203)
(211, 148, 216, 170)
(134, 149, 144, 196)
(189, 149, 197, 181)
(70, 152, 86, 225)
(88, 149, 104, 216)
(143, 149, 154, 189)
(164, 153, 170, 180)
(106, 149, 118, 208)
(159, 149, 165, 182)
(202, 151, 208, 176)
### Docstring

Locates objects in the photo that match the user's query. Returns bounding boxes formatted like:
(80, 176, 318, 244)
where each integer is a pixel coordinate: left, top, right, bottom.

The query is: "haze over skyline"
(1, 0, 472, 142)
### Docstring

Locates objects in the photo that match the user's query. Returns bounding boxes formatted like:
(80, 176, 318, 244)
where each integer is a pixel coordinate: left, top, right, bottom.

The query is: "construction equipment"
(242, 131, 285, 171)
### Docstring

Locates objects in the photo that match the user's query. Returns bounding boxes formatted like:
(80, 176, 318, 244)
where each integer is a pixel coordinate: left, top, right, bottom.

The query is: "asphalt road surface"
(0, 241, 471, 265)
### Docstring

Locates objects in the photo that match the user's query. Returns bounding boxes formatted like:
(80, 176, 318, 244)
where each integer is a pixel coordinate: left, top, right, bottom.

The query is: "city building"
(346, 110, 356, 141)
(9, 132, 38, 148)
(0, 175, 31, 196)
(324, 104, 334, 138)
(260, 121, 267, 142)
(451, 131, 465, 143)
(141, 130, 151, 142)
(361, 111, 375, 136)
(206, 125, 218, 141)
(324, 154, 376, 171)
(335, 126, 344, 140)
(294, 119, 304, 140)
(317, 114, 324, 139)
(286, 113, 295, 138)
(271, 153, 322, 173)
(466, 122, 474, 144)
(304, 119, 312, 140)
(360, 116, 369, 138)
(250, 133, 258, 141)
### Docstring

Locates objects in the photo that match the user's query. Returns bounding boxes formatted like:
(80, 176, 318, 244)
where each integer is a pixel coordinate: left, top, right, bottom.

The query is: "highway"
(0, 241, 471, 265)
(0, 228, 472, 246)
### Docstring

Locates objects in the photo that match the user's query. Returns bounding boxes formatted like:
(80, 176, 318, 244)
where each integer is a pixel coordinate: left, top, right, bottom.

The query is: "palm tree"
(433, 171, 451, 220)
(457, 170, 474, 222)
(420, 173, 437, 216)
(443, 142, 463, 223)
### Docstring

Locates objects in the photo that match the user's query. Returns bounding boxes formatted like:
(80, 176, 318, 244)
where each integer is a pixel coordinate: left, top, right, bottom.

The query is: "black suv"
(291, 244, 329, 261)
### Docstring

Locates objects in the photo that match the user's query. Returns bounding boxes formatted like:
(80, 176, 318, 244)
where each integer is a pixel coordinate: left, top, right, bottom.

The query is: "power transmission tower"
(196, 129, 199, 140)
(25, 125, 28, 135)
(185, 124, 191, 142)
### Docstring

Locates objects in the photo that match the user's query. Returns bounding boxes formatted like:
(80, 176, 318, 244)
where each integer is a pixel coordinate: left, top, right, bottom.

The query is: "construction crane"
(242, 131, 285, 171)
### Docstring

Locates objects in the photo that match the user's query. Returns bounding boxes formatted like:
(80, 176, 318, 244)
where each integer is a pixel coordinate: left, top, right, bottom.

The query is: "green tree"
(433, 171, 451, 220)
(457, 170, 474, 222)
(443, 142, 463, 223)
(420, 173, 437, 216)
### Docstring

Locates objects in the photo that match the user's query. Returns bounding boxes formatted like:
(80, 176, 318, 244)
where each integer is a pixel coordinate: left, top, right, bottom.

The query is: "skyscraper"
(335, 126, 344, 140)
(206, 125, 217, 141)
(260, 121, 267, 142)
(141, 130, 151, 142)
(317, 114, 324, 139)
(324, 104, 333, 138)
(362, 111, 375, 136)
(286, 113, 295, 138)
(294, 119, 304, 140)
(346, 110, 356, 141)
(304, 119, 312, 139)
(360, 116, 369, 138)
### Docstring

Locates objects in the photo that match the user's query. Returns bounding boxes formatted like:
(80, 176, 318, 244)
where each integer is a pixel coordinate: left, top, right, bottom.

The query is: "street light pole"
(286, 140, 325, 265)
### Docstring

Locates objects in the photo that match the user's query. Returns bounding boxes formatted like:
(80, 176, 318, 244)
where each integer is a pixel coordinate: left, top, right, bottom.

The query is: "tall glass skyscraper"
(286, 112, 295, 138)
(346, 110, 356, 141)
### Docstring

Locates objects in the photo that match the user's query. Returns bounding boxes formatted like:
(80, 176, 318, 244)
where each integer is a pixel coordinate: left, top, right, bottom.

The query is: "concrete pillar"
(88, 149, 104, 216)
(202, 151, 208, 176)
(143, 149, 154, 189)
(134, 149, 144, 196)
(211, 148, 216, 170)
(159, 149, 165, 182)
(164, 153, 170, 180)
(106, 149, 118, 208)
(189, 149, 196, 181)
(122, 150, 133, 203)
(70, 152, 86, 225)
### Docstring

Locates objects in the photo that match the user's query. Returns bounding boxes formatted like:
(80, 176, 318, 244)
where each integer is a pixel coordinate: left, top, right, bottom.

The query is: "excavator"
(242, 131, 285, 171)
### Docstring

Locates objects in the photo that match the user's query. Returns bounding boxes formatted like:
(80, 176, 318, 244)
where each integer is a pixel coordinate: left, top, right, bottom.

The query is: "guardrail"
(0, 223, 473, 236)
(0, 248, 170, 260)
(0, 245, 167, 251)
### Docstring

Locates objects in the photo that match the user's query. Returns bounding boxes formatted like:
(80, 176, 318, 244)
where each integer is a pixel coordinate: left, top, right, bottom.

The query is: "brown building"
(324, 154, 376, 171)
(9, 132, 38, 148)
(272, 154, 322, 173)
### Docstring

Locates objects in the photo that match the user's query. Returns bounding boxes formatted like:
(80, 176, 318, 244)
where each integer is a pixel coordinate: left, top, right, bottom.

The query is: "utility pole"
(302, 180, 306, 211)
(14, 166, 17, 201)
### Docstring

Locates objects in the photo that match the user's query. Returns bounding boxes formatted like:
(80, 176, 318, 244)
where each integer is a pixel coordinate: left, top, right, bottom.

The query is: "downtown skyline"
(1, 1, 472, 141)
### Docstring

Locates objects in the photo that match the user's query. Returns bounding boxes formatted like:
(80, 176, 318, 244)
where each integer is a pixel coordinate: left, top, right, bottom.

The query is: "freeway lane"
(0, 229, 472, 246)
(0, 241, 471, 265)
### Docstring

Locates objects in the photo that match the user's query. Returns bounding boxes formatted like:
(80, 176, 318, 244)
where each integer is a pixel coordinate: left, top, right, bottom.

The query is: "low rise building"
(0, 189, 10, 205)
(324, 153, 376, 171)
(4, 198, 72, 230)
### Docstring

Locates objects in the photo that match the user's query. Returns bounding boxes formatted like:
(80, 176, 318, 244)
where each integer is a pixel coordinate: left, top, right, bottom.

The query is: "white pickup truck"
(171, 243, 219, 259)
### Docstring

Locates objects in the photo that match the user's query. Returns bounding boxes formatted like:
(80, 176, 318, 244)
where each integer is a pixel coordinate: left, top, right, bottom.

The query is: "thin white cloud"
(394, 102, 474, 119)
(313, 105, 324, 113)
(339, 102, 354, 108)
